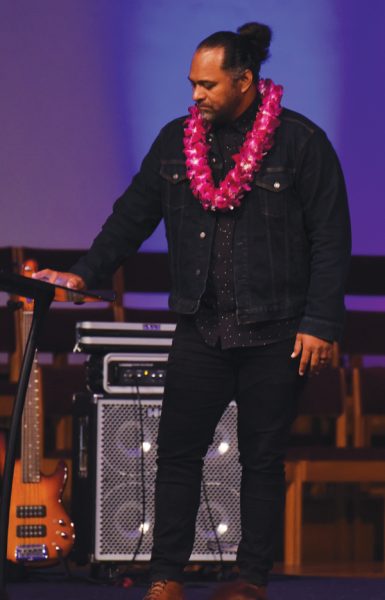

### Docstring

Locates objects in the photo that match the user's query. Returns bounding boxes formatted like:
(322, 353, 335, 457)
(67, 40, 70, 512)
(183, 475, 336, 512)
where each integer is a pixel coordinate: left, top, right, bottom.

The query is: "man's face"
(188, 47, 245, 124)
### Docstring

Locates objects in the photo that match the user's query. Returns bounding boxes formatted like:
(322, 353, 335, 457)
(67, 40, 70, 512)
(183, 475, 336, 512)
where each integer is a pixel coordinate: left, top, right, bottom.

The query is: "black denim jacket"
(71, 107, 351, 342)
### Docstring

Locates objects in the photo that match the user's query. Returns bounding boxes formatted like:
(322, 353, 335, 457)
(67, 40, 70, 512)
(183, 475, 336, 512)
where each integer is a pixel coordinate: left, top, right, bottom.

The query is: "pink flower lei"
(183, 78, 283, 211)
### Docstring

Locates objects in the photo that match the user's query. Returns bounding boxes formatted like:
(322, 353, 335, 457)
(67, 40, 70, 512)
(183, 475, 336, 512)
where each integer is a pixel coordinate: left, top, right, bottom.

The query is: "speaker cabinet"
(72, 394, 240, 563)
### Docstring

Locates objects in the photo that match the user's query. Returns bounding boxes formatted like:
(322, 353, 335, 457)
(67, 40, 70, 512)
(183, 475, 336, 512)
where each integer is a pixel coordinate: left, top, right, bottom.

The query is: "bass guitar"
(0, 260, 75, 564)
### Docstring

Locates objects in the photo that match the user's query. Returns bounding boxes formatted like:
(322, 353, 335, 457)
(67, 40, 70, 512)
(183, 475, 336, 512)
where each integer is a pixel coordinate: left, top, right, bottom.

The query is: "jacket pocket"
(254, 168, 294, 217)
(159, 160, 189, 208)
(159, 160, 188, 183)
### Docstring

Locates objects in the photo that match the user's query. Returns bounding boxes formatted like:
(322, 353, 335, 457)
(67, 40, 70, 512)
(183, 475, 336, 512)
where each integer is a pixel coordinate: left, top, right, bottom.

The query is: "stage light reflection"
(218, 441, 229, 454)
(217, 523, 228, 535)
(139, 521, 150, 534)
(142, 441, 151, 452)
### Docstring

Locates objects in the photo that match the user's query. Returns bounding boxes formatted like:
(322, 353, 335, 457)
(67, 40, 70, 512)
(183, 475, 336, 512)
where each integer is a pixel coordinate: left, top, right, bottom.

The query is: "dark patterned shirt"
(195, 98, 300, 349)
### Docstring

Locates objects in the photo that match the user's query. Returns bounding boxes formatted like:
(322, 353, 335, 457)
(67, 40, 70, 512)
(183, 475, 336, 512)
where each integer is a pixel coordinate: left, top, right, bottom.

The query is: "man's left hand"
(291, 333, 333, 376)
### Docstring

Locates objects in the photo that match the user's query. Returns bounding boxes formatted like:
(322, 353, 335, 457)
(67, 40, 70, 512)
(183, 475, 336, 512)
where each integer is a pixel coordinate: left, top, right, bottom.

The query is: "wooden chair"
(342, 255, 385, 447)
(342, 311, 385, 447)
(38, 363, 86, 455)
(345, 255, 385, 297)
(284, 366, 349, 566)
(0, 246, 18, 273)
(0, 246, 22, 382)
(284, 255, 385, 567)
(352, 366, 385, 447)
(286, 448, 385, 567)
(289, 365, 348, 449)
(0, 306, 18, 420)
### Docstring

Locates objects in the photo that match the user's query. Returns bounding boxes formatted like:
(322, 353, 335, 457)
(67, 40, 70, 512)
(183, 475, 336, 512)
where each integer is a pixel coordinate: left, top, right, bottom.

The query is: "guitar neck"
(21, 310, 41, 483)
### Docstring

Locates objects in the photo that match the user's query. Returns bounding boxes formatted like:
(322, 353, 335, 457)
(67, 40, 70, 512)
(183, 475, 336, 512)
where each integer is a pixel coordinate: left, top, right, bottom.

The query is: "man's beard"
(198, 95, 242, 126)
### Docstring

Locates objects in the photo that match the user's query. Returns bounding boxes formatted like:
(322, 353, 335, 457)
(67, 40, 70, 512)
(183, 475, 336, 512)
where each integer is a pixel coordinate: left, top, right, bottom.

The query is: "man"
(34, 22, 351, 600)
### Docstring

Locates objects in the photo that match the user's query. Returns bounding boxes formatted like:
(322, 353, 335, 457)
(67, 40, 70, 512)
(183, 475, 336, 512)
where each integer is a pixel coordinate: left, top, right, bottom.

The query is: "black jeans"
(149, 319, 303, 586)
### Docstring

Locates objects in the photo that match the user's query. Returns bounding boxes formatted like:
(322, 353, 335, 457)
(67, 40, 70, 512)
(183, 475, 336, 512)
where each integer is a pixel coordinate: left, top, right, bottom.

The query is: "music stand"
(0, 271, 115, 598)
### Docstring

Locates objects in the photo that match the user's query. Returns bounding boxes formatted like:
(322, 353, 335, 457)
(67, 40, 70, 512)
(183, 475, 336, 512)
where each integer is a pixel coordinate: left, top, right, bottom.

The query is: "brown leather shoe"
(209, 581, 268, 600)
(143, 580, 184, 600)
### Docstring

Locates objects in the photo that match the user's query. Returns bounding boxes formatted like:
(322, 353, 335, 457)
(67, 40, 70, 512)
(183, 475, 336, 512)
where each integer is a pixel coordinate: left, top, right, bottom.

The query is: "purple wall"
(337, 1, 385, 254)
(0, 0, 384, 255)
(0, 1, 135, 248)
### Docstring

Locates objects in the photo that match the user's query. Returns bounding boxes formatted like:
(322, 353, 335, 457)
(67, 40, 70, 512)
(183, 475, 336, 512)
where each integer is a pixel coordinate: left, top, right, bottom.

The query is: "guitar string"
(22, 310, 40, 539)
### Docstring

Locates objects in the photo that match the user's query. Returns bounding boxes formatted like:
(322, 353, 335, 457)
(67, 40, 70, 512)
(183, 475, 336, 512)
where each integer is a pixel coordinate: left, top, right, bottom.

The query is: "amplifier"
(86, 353, 169, 395)
(75, 321, 176, 354)
(72, 394, 241, 563)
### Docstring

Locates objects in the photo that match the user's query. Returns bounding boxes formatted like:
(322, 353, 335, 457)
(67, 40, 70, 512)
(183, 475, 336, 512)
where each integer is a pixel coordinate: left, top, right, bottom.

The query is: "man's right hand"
(32, 269, 86, 290)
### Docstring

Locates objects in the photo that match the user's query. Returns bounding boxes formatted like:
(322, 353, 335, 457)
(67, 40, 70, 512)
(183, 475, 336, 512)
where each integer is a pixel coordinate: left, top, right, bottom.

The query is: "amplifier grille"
(94, 399, 240, 561)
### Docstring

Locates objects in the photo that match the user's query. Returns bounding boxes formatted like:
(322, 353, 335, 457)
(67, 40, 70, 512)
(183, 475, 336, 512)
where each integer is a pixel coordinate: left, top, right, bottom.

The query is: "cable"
(201, 473, 225, 574)
(129, 377, 147, 563)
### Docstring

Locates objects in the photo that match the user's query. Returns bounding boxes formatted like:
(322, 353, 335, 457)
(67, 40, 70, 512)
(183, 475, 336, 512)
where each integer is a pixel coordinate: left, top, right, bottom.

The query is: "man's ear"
(239, 69, 254, 94)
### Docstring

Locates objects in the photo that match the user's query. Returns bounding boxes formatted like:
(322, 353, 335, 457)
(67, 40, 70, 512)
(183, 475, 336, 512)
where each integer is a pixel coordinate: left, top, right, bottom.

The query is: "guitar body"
(4, 458, 74, 564)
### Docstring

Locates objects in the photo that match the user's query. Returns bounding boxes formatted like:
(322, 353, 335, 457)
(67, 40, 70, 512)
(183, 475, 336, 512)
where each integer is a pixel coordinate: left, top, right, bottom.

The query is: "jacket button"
(172, 173, 179, 180)
(195, 269, 201, 276)
(211, 157, 217, 164)
(199, 232, 206, 239)
(273, 181, 281, 189)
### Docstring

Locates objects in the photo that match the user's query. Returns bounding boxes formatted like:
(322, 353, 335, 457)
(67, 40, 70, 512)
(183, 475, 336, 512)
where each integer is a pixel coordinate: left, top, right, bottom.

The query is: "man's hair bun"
(237, 22, 272, 64)
(197, 21, 273, 81)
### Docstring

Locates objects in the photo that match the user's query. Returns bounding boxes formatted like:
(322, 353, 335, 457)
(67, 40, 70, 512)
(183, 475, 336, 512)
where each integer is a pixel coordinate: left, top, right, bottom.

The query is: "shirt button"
(172, 173, 179, 181)
(195, 269, 201, 276)
(199, 232, 206, 239)
(273, 181, 281, 189)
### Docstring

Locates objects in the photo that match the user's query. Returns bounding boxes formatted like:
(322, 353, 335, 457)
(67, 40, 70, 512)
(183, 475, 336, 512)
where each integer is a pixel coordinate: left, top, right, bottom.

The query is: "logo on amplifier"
(147, 407, 162, 418)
